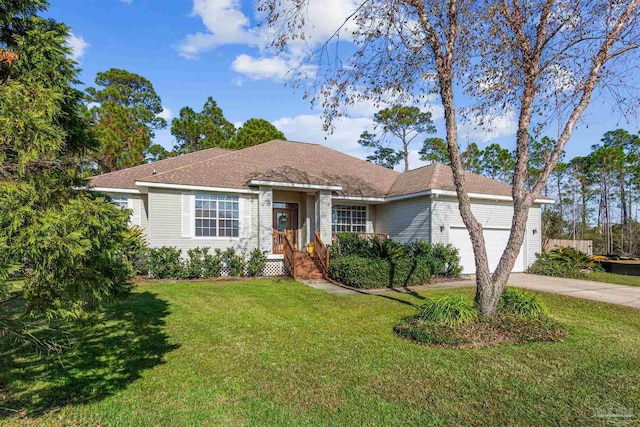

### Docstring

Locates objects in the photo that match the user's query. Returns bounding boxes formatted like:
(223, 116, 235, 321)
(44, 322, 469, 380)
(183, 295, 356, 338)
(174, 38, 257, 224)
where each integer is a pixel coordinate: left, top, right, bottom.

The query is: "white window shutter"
(239, 196, 251, 239)
(181, 193, 194, 237)
(128, 197, 142, 227)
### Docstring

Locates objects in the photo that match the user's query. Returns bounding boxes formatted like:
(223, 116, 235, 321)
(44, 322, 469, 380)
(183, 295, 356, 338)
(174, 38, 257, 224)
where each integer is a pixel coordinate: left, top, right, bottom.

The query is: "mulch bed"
(394, 314, 570, 349)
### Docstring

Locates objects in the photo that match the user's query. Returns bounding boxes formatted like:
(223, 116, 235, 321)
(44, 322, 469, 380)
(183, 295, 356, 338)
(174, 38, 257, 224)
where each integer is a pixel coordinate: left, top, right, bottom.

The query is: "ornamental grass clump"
(419, 296, 478, 326)
(499, 288, 549, 318)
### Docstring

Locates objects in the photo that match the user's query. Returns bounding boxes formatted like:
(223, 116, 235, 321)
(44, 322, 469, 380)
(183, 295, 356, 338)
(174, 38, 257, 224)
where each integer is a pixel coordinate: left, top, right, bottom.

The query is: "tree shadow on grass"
(0, 291, 178, 418)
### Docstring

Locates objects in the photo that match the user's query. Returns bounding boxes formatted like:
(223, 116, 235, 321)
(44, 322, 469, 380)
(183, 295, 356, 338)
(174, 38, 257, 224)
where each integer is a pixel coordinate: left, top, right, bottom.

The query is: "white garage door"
(449, 227, 525, 274)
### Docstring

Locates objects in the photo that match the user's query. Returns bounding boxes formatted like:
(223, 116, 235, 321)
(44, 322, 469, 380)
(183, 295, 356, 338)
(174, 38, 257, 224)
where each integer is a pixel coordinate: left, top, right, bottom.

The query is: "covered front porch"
(254, 185, 333, 279)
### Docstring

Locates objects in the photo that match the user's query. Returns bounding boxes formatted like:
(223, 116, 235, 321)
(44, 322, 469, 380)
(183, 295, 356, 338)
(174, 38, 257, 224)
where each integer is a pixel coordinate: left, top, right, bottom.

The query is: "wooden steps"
(293, 251, 325, 279)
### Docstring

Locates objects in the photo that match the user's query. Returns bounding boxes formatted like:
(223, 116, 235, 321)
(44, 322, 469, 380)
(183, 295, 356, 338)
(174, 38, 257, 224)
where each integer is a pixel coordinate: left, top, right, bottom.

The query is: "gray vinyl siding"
(374, 196, 431, 243)
(147, 188, 258, 253)
(367, 205, 376, 233)
(306, 195, 316, 243)
(431, 196, 542, 268)
(527, 205, 542, 260)
(140, 194, 149, 231)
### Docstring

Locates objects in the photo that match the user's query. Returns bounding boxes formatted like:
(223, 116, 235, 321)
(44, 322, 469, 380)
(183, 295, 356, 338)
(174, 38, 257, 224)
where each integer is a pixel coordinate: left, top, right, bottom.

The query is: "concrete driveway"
(508, 273, 640, 309)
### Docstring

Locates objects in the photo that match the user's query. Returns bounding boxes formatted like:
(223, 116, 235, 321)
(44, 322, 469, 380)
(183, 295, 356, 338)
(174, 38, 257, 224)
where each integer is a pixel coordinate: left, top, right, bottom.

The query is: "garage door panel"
(449, 227, 524, 274)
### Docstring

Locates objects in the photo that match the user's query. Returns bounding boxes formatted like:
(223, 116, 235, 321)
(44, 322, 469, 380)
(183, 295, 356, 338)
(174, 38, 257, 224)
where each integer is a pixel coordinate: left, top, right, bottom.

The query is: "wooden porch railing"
(314, 230, 329, 278)
(283, 231, 295, 278)
(331, 232, 389, 242)
(273, 231, 286, 254)
(273, 230, 298, 254)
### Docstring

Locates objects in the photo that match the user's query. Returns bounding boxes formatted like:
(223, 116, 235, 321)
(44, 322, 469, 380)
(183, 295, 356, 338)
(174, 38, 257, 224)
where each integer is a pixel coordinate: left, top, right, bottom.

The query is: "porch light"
(533, 229, 538, 235)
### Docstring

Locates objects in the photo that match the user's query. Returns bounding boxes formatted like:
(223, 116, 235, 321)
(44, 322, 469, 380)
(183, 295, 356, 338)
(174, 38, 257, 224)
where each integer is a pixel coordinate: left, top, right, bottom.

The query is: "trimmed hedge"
(328, 255, 432, 289)
(328, 233, 462, 289)
(147, 246, 267, 279)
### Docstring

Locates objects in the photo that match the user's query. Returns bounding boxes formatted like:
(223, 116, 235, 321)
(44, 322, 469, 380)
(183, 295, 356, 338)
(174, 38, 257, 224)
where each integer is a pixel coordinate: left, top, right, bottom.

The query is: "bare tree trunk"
(403, 138, 410, 172)
(406, 0, 640, 315)
(556, 175, 564, 229)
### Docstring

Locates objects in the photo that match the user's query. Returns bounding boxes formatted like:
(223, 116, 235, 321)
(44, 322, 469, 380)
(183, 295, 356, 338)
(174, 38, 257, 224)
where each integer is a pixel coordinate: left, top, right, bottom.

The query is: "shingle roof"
(89, 147, 231, 189)
(388, 163, 515, 198)
(89, 139, 550, 200)
(133, 140, 400, 198)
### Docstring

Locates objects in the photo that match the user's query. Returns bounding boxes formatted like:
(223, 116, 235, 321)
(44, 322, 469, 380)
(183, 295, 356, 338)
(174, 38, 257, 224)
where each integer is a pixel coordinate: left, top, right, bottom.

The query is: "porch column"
(258, 186, 273, 253)
(315, 190, 332, 243)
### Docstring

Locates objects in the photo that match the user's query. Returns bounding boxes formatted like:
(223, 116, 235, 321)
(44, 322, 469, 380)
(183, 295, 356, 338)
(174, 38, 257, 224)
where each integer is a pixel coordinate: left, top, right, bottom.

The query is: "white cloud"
(67, 33, 89, 62)
(232, 55, 290, 80)
(177, 0, 259, 58)
(272, 114, 436, 171)
(120, 0, 132, 4)
(157, 107, 173, 121)
(178, 0, 360, 62)
(273, 114, 373, 157)
(458, 110, 517, 143)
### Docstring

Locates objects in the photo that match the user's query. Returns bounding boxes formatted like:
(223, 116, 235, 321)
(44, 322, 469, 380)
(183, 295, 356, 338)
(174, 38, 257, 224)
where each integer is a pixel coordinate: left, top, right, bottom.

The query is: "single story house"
(90, 139, 552, 276)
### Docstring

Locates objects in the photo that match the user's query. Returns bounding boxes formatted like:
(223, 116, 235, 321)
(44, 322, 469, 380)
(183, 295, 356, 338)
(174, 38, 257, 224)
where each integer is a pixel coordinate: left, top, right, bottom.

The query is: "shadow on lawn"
(0, 291, 178, 418)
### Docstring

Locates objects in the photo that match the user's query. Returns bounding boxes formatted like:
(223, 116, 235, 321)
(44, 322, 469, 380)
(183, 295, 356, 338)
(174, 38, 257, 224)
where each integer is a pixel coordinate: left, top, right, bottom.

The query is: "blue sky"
(54, 0, 639, 170)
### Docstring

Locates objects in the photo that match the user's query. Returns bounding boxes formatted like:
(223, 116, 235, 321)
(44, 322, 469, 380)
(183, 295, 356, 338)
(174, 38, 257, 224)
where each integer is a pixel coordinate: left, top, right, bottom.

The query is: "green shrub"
(16, 196, 144, 318)
(148, 247, 184, 279)
(328, 255, 388, 288)
(367, 238, 405, 260)
(328, 255, 432, 288)
(392, 257, 432, 287)
(499, 288, 548, 318)
(202, 248, 223, 278)
(332, 232, 371, 257)
(408, 242, 462, 277)
(419, 296, 478, 326)
(184, 247, 208, 279)
(223, 248, 246, 276)
(431, 244, 462, 277)
(331, 234, 461, 282)
(122, 226, 149, 275)
(527, 247, 596, 279)
(247, 248, 267, 277)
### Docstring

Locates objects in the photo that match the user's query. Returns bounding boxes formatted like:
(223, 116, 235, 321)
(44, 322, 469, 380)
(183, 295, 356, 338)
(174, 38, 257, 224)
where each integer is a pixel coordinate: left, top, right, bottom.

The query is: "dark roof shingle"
(89, 147, 231, 189)
(90, 139, 550, 200)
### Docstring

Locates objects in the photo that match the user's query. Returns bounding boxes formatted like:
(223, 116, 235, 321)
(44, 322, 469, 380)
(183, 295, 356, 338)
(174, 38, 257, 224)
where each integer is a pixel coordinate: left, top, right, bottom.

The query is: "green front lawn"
(1, 279, 639, 426)
(587, 271, 640, 287)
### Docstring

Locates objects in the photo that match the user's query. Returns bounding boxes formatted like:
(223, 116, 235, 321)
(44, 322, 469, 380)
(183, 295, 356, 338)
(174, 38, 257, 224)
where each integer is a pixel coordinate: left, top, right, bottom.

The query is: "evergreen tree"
(359, 105, 436, 171)
(87, 68, 166, 172)
(171, 97, 236, 154)
(0, 0, 143, 347)
(233, 118, 285, 148)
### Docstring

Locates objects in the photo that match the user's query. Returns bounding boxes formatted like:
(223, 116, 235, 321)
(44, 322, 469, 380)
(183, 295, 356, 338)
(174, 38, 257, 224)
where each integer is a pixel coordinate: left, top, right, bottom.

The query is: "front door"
(273, 203, 298, 253)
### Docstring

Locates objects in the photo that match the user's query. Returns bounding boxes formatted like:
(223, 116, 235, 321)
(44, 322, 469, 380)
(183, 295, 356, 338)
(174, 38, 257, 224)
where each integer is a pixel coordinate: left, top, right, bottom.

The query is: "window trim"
(331, 204, 368, 233)
(193, 193, 240, 239)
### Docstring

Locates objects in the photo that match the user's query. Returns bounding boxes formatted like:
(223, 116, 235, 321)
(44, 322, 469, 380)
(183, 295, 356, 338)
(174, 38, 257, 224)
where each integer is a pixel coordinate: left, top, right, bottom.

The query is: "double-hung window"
(331, 205, 367, 233)
(195, 194, 239, 237)
(111, 194, 129, 210)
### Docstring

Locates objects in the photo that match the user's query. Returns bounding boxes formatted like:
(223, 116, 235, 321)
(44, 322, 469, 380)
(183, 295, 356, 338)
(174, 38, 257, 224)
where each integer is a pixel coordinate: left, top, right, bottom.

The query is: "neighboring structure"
(90, 139, 553, 275)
